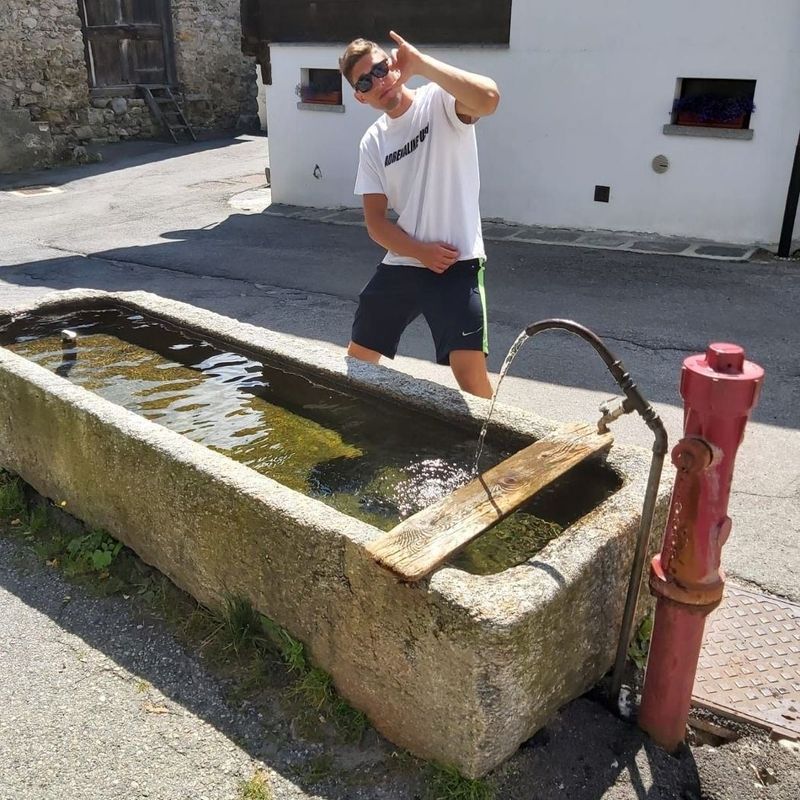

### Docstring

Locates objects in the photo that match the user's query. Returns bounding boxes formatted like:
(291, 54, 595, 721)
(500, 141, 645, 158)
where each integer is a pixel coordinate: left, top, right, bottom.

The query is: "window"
(672, 78, 756, 130)
(298, 68, 343, 106)
(78, 0, 176, 89)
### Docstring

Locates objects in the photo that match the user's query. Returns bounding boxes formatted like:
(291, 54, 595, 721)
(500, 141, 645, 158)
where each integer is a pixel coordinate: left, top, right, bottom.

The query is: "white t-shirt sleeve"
(354, 137, 385, 196)
(434, 84, 474, 132)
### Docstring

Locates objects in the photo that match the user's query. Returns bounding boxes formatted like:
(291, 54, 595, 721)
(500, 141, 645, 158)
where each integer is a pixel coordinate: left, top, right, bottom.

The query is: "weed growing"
(294, 753, 334, 785)
(65, 529, 123, 575)
(293, 667, 335, 710)
(426, 763, 494, 800)
(223, 600, 368, 743)
(328, 694, 368, 743)
(0, 475, 25, 519)
(259, 615, 307, 674)
(26, 504, 49, 535)
(238, 769, 272, 800)
(628, 612, 654, 671)
(223, 595, 264, 656)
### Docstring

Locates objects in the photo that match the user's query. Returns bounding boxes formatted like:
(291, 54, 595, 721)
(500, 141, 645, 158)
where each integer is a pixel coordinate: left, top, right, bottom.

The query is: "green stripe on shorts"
(478, 258, 488, 354)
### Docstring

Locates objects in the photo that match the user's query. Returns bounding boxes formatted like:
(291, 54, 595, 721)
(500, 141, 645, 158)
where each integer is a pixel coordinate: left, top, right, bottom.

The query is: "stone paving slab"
(259, 203, 758, 261)
(694, 244, 757, 258)
(322, 208, 364, 224)
(577, 234, 633, 248)
(481, 223, 524, 239)
(529, 229, 583, 243)
(630, 240, 690, 254)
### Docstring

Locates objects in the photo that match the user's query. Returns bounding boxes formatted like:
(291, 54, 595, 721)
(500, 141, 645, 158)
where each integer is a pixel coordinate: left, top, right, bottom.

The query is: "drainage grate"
(5, 185, 63, 197)
(693, 584, 800, 739)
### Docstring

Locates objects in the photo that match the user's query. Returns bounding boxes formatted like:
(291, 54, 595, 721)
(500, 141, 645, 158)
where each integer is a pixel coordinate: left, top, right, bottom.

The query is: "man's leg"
(424, 260, 492, 398)
(449, 349, 492, 398)
(347, 341, 382, 363)
(350, 265, 421, 364)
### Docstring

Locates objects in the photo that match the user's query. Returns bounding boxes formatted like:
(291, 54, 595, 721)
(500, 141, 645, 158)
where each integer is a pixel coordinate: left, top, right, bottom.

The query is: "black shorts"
(351, 258, 488, 365)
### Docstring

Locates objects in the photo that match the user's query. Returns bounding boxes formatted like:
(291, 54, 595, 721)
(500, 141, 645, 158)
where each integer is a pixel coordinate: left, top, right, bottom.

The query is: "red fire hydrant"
(638, 343, 764, 751)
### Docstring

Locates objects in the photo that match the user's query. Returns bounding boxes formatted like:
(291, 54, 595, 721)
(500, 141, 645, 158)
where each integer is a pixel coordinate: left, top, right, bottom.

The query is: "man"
(339, 31, 500, 398)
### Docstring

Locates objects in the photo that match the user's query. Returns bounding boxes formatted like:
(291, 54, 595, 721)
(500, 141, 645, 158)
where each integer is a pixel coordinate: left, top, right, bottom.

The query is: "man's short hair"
(339, 39, 379, 87)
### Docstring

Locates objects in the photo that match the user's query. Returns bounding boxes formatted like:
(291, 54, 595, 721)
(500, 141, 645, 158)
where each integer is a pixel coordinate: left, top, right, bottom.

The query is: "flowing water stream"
(473, 330, 530, 475)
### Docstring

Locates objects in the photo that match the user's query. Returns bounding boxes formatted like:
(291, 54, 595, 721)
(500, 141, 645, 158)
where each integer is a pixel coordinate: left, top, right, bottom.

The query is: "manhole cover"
(693, 584, 800, 739)
(5, 185, 63, 197)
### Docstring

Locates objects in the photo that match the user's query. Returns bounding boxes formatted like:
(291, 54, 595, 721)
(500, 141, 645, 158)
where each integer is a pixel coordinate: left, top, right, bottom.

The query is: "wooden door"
(79, 0, 176, 88)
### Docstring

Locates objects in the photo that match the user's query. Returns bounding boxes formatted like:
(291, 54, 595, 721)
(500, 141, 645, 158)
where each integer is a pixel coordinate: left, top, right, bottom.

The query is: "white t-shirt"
(354, 83, 485, 267)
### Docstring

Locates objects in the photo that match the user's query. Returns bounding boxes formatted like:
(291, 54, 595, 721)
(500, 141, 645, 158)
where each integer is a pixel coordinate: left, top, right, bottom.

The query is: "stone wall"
(0, 0, 257, 172)
(0, 0, 88, 168)
(79, 96, 161, 146)
(172, 0, 259, 130)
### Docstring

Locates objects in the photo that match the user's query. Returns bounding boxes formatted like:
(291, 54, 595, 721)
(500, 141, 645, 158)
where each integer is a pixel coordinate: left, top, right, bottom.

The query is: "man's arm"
(389, 30, 500, 122)
(362, 194, 459, 273)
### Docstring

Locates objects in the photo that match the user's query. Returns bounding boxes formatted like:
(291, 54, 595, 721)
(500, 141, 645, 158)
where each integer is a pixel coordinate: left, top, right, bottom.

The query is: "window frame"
(671, 77, 756, 131)
(296, 67, 344, 111)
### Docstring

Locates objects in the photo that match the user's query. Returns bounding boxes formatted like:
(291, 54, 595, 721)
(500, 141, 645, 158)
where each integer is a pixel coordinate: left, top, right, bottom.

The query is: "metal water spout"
(523, 319, 668, 705)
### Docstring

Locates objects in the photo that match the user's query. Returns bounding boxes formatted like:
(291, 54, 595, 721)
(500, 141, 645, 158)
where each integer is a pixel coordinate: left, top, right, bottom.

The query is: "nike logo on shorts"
(461, 326, 483, 337)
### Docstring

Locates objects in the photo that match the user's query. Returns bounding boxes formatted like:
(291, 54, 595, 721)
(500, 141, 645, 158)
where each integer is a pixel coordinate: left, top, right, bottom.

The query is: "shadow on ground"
(1, 211, 797, 431)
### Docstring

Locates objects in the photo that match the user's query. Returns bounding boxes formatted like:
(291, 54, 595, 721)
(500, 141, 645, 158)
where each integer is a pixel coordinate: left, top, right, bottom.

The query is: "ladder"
(139, 86, 196, 143)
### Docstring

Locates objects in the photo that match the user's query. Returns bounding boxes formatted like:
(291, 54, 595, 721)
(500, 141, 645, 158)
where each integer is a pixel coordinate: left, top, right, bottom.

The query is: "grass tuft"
(25, 504, 49, 535)
(261, 616, 367, 742)
(259, 615, 307, 674)
(628, 612, 654, 671)
(0, 477, 26, 519)
(295, 754, 334, 786)
(238, 769, 272, 800)
(222, 595, 263, 655)
(293, 667, 335, 710)
(426, 764, 494, 800)
(65, 529, 123, 575)
(330, 695, 368, 743)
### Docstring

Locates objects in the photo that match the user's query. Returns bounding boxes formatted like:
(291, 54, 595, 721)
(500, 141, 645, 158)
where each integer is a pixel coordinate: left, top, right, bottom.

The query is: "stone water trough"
(0, 290, 668, 777)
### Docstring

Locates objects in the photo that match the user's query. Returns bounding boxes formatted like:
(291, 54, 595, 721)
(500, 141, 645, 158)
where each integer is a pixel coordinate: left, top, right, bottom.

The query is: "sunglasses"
(354, 59, 390, 93)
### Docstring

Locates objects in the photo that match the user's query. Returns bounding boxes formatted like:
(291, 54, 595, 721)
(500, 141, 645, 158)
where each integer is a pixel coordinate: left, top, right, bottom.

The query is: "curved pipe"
(524, 319, 668, 709)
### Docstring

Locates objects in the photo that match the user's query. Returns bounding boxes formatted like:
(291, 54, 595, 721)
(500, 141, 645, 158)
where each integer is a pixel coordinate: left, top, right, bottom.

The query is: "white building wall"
(266, 1, 800, 245)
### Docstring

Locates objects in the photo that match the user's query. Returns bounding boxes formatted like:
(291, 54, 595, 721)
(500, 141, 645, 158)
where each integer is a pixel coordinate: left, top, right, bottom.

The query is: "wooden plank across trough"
(366, 422, 614, 581)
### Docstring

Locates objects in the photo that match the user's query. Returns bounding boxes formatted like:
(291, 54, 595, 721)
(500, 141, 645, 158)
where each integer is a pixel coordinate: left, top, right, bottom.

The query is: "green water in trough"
(0, 306, 621, 574)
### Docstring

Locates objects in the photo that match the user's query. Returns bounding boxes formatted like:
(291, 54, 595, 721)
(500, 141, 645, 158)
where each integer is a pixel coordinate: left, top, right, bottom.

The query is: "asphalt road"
(1, 134, 797, 601)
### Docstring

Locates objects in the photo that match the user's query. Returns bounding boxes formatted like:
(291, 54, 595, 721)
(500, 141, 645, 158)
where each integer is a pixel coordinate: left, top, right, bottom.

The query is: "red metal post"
(638, 343, 764, 751)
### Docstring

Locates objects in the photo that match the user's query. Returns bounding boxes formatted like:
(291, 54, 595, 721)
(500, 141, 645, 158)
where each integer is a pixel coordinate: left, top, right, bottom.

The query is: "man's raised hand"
(389, 31, 423, 85)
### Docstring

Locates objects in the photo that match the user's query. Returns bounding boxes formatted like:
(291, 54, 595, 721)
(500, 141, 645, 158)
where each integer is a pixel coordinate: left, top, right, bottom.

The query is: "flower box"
(672, 94, 754, 130)
(675, 110, 747, 129)
(300, 89, 342, 105)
